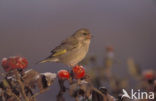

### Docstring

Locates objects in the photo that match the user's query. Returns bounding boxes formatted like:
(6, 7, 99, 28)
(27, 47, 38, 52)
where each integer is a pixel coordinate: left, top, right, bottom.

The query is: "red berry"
(1, 58, 8, 67)
(1, 58, 11, 72)
(143, 70, 155, 80)
(9, 58, 18, 69)
(16, 57, 28, 69)
(57, 70, 70, 80)
(106, 46, 114, 52)
(72, 65, 85, 79)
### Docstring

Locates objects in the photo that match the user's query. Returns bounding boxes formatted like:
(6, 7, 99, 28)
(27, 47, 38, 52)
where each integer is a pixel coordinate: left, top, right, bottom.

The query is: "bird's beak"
(86, 34, 92, 39)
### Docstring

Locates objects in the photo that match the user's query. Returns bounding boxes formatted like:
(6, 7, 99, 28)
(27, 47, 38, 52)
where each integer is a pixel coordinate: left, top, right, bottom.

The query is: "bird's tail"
(38, 59, 49, 64)
(36, 59, 49, 64)
(36, 57, 58, 64)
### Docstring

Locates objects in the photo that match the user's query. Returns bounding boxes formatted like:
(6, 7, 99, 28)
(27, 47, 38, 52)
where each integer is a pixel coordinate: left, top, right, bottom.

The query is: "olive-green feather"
(52, 49, 67, 56)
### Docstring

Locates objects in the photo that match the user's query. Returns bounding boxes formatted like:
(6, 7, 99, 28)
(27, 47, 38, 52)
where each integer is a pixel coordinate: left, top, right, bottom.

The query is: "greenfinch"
(39, 28, 92, 67)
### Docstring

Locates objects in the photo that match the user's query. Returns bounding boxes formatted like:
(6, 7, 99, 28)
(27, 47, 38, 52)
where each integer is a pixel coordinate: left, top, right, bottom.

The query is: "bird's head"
(72, 28, 92, 42)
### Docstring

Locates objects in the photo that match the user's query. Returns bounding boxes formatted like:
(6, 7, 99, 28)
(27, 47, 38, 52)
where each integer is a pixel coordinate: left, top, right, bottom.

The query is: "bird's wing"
(51, 37, 79, 57)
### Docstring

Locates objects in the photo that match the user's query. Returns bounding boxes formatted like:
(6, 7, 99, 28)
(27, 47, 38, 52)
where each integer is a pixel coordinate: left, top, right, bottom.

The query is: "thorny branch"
(0, 54, 156, 101)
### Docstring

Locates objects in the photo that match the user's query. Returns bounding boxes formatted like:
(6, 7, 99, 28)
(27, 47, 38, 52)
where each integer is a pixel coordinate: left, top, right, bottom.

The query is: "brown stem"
(31, 88, 49, 99)
(14, 70, 29, 101)
(57, 79, 66, 101)
(92, 87, 105, 98)
(75, 96, 80, 101)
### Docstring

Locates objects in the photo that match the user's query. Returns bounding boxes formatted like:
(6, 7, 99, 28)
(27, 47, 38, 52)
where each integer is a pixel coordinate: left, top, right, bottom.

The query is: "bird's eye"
(83, 33, 87, 35)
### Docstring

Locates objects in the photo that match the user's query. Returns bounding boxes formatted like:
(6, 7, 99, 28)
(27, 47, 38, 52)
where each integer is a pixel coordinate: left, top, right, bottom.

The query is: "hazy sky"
(0, 0, 156, 101)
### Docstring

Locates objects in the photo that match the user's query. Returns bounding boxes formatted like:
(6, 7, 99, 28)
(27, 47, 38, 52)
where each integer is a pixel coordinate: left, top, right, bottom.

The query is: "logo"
(122, 89, 155, 100)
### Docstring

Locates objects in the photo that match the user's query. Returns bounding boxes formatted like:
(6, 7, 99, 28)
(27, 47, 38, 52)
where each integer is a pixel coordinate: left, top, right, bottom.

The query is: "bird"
(39, 28, 92, 67)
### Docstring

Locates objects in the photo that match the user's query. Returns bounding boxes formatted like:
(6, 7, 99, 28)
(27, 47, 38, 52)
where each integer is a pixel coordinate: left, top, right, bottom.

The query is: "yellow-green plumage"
(39, 28, 91, 67)
(52, 49, 67, 56)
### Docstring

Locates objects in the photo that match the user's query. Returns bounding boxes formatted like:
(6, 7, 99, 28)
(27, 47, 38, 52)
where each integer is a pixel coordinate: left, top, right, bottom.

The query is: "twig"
(10, 90, 21, 101)
(31, 88, 49, 99)
(1, 78, 21, 101)
(57, 79, 66, 101)
(92, 87, 105, 97)
(1, 90, 5, 101)
(14, 70, 29, 101)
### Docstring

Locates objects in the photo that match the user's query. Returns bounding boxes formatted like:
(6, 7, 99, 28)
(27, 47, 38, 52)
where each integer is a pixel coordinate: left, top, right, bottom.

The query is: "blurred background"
(0, 0, 156, 101)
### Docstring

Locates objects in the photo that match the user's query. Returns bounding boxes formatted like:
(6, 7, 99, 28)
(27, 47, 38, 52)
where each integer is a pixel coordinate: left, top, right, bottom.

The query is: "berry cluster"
(1, 56, 28, 72)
